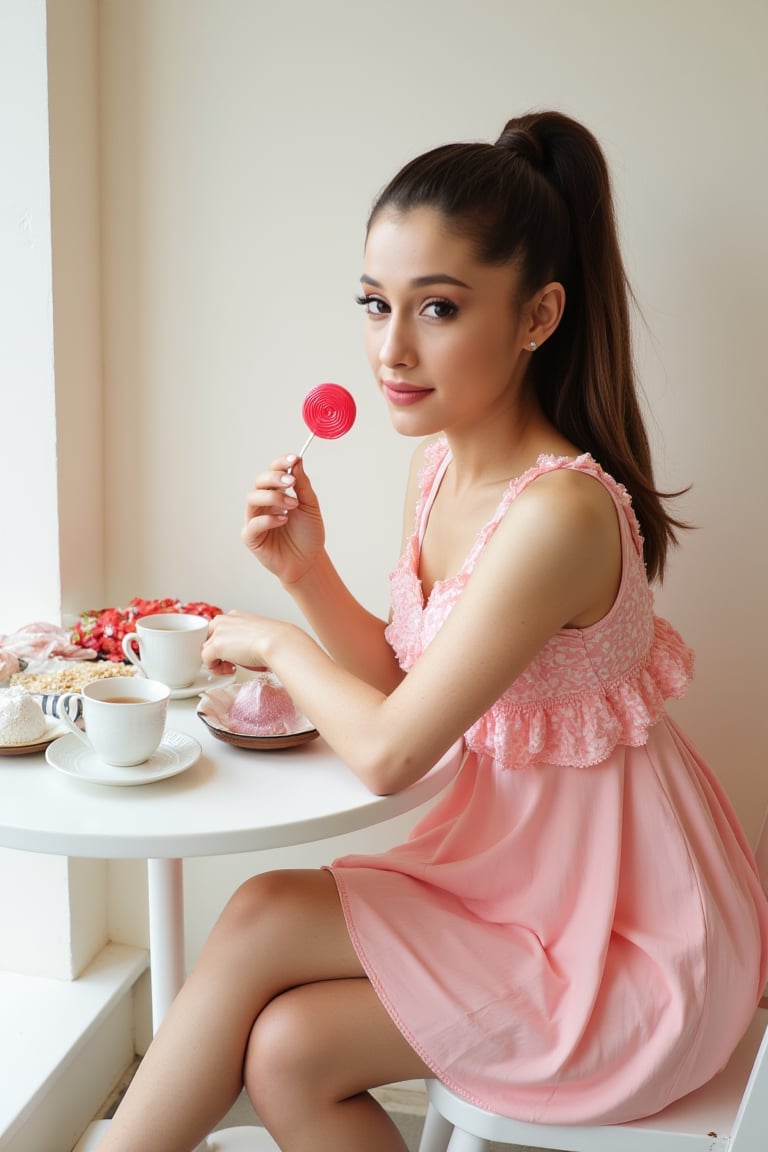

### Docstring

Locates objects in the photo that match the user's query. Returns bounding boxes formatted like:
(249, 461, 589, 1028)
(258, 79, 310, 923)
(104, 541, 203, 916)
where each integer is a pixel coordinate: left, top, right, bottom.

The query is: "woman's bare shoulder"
(485, 464, 622, 626)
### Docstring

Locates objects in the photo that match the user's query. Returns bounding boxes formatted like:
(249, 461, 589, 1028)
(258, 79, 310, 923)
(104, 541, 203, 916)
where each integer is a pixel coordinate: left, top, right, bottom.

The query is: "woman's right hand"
(241, 455, 326, 585)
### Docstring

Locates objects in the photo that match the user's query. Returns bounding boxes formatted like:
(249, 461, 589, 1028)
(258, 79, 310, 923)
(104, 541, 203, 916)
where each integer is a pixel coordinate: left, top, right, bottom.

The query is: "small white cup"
(121, 613, 209, 689)
(59, 677, 170, 766)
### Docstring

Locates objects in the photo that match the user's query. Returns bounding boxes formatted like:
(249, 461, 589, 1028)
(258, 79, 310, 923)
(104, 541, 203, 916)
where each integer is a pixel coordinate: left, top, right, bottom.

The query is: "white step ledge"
(0, 942, 148, 1152)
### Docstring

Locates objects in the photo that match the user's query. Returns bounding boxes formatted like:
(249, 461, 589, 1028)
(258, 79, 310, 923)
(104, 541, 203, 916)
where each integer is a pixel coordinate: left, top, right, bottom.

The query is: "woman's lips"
(382, 383, 433, 406)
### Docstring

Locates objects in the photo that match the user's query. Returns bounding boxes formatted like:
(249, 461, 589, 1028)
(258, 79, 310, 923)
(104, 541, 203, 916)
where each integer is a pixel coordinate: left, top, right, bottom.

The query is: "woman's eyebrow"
(360, 273, 472, 289)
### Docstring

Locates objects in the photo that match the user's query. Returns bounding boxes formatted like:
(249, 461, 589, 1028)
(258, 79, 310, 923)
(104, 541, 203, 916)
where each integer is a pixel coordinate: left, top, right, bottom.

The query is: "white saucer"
(168, 668, 236, 699)
(45, 729, 201, 786)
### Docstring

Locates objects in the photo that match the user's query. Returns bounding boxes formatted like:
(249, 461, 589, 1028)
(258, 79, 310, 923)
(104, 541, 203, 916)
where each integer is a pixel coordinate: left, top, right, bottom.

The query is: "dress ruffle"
(385, 438, 695, 771)
(466, 616, 694, 770)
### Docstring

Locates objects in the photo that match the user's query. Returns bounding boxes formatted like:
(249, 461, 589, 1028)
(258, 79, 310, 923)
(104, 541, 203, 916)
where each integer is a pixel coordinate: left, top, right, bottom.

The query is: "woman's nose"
(379, 315, 416, 369)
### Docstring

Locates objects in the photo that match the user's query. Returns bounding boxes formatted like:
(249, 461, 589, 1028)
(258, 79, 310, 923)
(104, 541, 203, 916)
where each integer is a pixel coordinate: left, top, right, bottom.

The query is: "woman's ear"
(525, 282, 566, 350)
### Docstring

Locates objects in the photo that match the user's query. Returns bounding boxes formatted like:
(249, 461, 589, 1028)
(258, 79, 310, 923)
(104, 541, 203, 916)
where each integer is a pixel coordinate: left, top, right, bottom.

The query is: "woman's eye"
(422, 298, 458, 320)
(355, 294, 389, 316)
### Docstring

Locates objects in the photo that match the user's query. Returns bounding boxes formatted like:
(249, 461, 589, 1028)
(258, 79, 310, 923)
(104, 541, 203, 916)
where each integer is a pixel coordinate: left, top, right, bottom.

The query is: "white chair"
(418, 808, 768, 1152)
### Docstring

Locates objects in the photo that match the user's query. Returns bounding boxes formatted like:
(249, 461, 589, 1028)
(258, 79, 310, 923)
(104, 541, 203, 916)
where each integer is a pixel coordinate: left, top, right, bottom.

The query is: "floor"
(99, 1063, 513, 1150)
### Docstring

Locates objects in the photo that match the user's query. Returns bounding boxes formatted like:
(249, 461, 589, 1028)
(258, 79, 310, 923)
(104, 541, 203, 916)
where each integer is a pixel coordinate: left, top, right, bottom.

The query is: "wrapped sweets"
(0, 687, 46, 745)
(228, 674, 298, 736)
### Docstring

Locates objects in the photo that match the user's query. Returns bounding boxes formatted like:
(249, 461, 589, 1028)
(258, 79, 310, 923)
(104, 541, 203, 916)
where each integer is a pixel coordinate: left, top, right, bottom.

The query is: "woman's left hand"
(201, 610, 280, 676)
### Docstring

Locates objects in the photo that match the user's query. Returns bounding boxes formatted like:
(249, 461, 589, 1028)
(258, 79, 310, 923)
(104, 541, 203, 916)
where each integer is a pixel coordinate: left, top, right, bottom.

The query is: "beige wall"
(97, 0, 767, 834)
(4, 0, 767, 968)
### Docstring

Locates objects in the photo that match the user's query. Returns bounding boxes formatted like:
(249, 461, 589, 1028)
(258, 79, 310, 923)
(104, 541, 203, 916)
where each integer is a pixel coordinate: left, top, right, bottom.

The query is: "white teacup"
(121, 613, 209, 689)
(59, 677, 170, 766)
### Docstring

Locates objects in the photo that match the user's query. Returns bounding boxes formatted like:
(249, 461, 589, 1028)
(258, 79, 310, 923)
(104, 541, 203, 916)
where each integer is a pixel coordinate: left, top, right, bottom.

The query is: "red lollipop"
(295, 383, 356, 460)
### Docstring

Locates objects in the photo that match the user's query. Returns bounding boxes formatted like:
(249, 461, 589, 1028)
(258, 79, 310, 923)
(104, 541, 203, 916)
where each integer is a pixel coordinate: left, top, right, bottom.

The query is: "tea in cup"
(121, 613, 209, 689)
(58, 677, 170, 766)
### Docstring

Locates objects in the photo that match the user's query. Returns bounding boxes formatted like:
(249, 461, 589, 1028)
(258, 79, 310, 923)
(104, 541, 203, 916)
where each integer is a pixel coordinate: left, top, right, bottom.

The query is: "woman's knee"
(205, 868, 355, 985)
(214, 868, 315, 935)
(244, 989, 328, 1116)
(244, 979, 430, 1123)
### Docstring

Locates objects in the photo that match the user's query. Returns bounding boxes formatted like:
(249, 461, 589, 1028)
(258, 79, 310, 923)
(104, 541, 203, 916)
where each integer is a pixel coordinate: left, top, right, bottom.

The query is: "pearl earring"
(528, 341, 537, 350)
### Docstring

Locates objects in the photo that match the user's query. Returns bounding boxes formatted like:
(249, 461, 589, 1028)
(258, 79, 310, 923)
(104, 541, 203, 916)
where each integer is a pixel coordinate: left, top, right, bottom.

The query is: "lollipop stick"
(296, 431, 315, 459)
(287, 432, 315, 477)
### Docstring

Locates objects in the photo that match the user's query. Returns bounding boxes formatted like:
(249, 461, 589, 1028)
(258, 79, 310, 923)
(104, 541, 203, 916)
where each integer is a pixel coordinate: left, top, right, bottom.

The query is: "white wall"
(48, 0, 106, 614)
(6, 0, 767, 970)
(0, 0, 108, 981)
(96, 0, 768, 958)
(0, 0, 61, 627)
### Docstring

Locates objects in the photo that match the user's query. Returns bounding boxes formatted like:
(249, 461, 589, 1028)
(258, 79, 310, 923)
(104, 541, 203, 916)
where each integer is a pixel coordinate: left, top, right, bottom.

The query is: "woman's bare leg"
(245, 976, 433, 1151)
(93, 869, 379, 1152)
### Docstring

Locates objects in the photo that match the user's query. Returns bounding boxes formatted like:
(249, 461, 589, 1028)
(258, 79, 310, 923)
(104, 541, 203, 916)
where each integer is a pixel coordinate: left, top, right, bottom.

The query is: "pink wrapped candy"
(228, 674, 298, 736)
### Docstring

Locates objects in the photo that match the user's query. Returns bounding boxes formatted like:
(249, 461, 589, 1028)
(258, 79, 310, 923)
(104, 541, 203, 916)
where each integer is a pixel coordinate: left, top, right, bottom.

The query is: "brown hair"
(367, 110, 687, 582)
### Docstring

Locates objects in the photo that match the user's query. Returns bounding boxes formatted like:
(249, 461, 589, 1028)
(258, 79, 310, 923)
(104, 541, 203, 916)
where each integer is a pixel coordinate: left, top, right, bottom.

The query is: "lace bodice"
(384, 439, 694, 769)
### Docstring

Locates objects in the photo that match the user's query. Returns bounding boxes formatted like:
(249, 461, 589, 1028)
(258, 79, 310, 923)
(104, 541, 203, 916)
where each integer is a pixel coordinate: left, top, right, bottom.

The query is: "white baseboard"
(0, 942, 148, 1152)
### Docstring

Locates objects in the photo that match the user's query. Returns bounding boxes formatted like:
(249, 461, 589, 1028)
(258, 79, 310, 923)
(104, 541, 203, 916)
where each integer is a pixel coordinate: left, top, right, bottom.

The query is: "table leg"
(147, 857, 186, 1029)
(146, 858, 213, 1152)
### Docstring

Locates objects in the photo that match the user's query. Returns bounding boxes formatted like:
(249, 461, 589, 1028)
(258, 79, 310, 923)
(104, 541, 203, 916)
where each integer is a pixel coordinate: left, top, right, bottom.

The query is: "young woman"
(96, 110, 768, 1152)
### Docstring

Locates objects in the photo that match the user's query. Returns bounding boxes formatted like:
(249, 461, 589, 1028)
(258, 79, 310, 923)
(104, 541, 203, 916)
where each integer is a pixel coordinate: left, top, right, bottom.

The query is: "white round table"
(0, 697, 464, 1151)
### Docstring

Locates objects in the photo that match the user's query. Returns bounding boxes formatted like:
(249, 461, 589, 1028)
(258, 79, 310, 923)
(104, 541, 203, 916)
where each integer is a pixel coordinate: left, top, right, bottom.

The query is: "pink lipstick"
(382, 383, 432, 407)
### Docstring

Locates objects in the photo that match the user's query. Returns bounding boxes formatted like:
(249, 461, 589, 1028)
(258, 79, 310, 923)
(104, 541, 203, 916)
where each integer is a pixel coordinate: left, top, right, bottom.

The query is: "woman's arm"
(281, 442, 427, 688)
(205, 466, 621, 795)
(282, 549, 403, 693)
(240, 445, 426, 694)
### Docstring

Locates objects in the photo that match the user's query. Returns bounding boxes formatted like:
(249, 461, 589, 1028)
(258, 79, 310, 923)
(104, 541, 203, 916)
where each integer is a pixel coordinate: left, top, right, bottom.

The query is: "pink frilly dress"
(329, 441, 768, 1124)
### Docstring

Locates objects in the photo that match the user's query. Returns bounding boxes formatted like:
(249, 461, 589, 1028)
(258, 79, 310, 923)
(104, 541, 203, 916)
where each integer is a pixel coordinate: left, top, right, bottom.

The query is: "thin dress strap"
(417, 450, 451, 550)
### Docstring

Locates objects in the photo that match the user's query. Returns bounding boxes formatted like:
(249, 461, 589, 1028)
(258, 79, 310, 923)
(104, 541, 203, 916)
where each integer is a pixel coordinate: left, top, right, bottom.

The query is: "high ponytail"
(368, 110, 687, 581)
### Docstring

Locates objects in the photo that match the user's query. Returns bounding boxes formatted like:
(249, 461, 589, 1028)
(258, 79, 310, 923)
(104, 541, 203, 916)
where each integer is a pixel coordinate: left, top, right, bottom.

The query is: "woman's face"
(359, 207, 531, 439)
